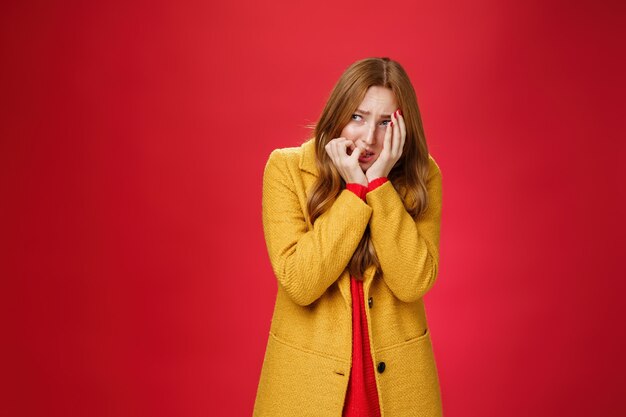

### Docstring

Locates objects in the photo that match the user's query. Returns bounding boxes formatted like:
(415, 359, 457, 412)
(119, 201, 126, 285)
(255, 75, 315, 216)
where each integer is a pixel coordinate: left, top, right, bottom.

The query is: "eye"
(381, 119, 391, 126)
(351, 114, 363, 121)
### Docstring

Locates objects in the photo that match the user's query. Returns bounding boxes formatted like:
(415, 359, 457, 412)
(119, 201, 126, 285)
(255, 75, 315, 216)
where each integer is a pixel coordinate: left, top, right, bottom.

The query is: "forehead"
(357, 86, 397, 112)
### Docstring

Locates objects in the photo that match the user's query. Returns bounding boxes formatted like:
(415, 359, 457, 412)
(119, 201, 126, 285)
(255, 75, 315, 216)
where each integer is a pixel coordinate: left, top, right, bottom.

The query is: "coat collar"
(299, 138, 319, 177)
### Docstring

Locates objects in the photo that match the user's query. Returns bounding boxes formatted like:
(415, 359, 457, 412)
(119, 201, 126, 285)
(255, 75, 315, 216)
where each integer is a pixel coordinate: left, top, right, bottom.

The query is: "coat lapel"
(299, 138, 319, 177)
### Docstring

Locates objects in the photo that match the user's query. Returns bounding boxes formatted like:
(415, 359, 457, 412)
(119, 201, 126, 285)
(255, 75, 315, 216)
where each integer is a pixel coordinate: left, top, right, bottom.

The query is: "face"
(340, 85, 399, 172)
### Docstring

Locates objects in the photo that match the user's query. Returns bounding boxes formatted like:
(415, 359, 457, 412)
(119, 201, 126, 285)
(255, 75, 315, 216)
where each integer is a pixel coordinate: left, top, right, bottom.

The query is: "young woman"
(253, 57, 443, 417)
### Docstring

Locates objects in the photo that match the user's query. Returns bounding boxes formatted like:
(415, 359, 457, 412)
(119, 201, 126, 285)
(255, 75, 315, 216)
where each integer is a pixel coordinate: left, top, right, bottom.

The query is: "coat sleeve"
(262, 149, 373, 306)
(365, 157, 443, 303)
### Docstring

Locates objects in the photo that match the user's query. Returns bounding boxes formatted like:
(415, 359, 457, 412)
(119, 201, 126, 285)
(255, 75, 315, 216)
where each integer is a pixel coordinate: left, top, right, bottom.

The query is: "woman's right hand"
(324, 138, 368, 186)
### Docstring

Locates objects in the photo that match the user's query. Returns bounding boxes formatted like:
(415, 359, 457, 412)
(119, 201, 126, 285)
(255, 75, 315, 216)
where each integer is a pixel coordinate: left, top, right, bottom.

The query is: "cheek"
(340, 124, 358, 139)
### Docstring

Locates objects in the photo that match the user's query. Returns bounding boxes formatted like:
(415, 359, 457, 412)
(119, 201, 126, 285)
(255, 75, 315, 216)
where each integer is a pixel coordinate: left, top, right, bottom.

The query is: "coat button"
(377, 361, 386, 373)
(368, 297, 373, 308)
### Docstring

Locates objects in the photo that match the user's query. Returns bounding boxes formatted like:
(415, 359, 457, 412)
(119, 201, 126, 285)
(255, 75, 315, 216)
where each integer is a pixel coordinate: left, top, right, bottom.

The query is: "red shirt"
(342, 177, 388, 417)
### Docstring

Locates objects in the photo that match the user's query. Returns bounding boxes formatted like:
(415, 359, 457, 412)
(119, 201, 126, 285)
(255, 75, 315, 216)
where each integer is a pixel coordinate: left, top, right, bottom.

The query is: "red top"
(342, 177, 388, 417)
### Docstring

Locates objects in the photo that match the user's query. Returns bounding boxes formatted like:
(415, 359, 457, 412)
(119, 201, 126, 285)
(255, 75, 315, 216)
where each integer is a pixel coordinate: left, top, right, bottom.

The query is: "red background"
(2, 0, 625, 416)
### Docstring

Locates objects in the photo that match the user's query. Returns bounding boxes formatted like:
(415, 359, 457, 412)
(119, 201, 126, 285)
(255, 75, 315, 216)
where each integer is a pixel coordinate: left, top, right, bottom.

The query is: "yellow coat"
(254, 138, 443, 416)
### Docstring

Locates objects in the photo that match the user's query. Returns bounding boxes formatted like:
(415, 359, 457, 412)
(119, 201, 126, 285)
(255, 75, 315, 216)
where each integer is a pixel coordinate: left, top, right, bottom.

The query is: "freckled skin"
(341, 86, 398, 172)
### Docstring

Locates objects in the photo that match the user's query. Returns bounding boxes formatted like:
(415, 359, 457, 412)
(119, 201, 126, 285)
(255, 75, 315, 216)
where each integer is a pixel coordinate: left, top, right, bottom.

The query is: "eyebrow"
(355, 108, 392, 118)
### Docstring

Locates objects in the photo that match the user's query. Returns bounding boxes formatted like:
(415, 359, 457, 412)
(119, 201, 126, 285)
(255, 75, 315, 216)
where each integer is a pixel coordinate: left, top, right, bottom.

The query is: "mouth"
(358, 151, 375, 163)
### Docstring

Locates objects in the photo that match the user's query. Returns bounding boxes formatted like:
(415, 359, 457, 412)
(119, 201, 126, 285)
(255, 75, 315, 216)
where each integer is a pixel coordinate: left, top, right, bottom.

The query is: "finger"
(397, 110, 406, 141)
(333, 141, 349, 167)
(328, 137, 347, 148)
(336, 139, 351, 159)
(339, 138, 355, 151)
(399, 122, 406, 156)
(350, 143, 364, 162)
(383, 118, 393, 154)
(326, 141, 338, 165)
(345, 140, 356, 156)
(341, 139, 359, 159)
(391, 111, 401, 156)
(396, 111, 406, 156)
(331, 138, 348, 152)
(331, 141, 342, 163)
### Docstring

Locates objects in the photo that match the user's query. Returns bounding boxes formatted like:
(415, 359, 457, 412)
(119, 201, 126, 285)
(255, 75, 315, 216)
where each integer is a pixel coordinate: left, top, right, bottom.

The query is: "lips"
(359, 151, 375, 162)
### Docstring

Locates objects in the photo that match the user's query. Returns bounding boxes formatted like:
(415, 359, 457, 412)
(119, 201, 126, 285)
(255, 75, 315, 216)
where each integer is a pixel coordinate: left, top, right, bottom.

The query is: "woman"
(253, 57, 443, 417)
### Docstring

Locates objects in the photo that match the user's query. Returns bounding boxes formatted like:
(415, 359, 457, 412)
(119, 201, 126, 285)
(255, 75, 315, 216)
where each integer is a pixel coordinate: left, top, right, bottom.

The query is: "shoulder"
(264, 139, 312, 178)
(266, 139, 315, 168)
(427, 153, 442, 181)
(266, 138, 311, 163)
(423, 154, 442, 200)
(266, 143, 304, 164)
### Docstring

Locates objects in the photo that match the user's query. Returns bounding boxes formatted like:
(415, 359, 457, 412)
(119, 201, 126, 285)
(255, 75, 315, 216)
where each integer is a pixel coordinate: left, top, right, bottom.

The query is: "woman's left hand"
(366, 109, 406, 181)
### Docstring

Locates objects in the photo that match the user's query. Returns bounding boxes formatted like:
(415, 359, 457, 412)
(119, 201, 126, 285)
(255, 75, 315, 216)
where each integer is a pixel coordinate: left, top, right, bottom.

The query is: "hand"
(366, 109, 406, 181)
(325, 137, 368, 186)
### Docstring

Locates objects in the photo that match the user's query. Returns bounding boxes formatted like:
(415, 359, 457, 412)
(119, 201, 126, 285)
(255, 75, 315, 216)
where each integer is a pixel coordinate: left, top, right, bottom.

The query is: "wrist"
(367, 176, 388, 191)
(366, 171, 385, 182)
(348, 171, 368, 187)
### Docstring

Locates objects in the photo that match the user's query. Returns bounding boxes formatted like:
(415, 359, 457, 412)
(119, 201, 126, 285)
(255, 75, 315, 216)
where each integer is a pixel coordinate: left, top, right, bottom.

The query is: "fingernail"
(391, 121, 394, 127)
(398, 109, 403, 116)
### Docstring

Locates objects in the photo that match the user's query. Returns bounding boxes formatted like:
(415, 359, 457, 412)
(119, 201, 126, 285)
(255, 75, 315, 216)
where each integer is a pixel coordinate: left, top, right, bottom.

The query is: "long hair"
(307, 57, 432, 280)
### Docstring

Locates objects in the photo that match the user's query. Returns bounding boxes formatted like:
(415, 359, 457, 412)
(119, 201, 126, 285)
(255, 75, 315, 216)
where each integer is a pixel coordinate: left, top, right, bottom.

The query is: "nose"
(362, 125, 376, 146)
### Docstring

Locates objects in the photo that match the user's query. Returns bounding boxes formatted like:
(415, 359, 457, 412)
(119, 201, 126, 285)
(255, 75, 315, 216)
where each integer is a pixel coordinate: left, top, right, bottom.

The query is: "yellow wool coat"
(254, 138, 443, 416)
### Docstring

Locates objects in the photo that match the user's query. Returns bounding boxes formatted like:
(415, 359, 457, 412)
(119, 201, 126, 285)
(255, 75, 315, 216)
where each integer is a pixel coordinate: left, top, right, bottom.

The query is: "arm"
(365, 159, 443, 302)
(262, 149, 373, 306)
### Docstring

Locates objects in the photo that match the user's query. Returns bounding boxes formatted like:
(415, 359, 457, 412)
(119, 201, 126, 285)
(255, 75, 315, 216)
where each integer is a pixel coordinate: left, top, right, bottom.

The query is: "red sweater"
(342, 177, 388, 417)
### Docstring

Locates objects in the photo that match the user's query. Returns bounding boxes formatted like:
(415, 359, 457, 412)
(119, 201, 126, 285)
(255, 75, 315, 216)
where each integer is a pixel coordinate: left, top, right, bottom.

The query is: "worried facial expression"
(341, 85, 399, 172)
